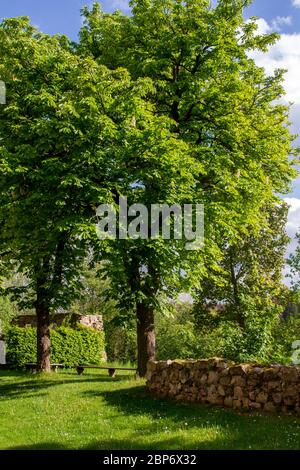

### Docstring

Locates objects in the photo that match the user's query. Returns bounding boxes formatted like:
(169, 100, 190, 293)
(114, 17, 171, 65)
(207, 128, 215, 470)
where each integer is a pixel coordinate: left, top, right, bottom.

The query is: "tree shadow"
(0, 371, 135, 400)
(2, 372, 300, 450)
(81, 385, 300, 450)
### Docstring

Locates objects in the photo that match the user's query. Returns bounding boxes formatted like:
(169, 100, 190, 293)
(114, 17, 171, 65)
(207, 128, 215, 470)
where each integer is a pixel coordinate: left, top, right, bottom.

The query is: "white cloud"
(292, 0, 300, 8)
(285, 198, 300, 240)
(284, 198, 300, 283)
(254, 18, 272, 35)
(250, 20, 300, 105)
(271, 16, 293, 31)
(111, 0, 130, 12)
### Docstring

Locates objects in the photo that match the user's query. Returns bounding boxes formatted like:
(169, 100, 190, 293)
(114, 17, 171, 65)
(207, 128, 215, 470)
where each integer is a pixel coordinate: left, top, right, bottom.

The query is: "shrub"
(267, 316, 300, 365)
(0, 296, 18, 335)
(104, 324, 137, 364)
(6, 324, 106, 367)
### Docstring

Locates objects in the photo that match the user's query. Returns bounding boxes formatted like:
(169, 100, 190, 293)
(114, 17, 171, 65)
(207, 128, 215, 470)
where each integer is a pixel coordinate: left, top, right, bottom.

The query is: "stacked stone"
(146, 358, 300, 414)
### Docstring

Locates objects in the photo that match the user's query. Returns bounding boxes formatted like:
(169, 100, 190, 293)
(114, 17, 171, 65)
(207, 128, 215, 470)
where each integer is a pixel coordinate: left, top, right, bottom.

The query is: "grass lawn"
(0, 369, 300, 450)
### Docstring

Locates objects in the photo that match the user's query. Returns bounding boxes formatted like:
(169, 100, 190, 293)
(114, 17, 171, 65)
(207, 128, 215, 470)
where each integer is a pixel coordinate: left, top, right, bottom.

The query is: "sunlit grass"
(0, 369, 300, 450)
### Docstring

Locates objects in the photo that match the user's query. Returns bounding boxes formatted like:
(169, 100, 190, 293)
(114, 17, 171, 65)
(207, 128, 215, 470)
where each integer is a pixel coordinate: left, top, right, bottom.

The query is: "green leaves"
(0, 1, 298, 343)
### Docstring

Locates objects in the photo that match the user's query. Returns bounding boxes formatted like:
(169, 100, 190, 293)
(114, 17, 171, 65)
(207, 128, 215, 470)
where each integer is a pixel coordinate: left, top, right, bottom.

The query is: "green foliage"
(0, 16, 157, 313)
(156, 301, 201, 360)
(79, 0, 297, 323)
(154, 297, 291, 364)
(194, 202, 289, 325)
(268, 316, 300, 365)
(288, 233, 300, 290)
(5, 325, 36, 366)
(0, 3, 298, 371)
(6, 325, 105, 367)
(104, 324, 137, 364)
(0, 295, 18, 335)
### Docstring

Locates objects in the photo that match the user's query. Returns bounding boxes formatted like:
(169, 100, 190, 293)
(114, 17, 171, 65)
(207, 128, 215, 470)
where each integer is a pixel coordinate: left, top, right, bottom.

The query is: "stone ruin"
(12, 313, 104, 331)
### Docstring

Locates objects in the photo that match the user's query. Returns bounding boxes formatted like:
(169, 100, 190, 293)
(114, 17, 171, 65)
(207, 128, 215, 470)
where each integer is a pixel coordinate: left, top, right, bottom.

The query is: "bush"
(6, 324, 106, 367)
(0, 296, 18, 335)
(156, 317, 202, 360)
(104, 323, 137, 364)
(267, 316, 300, 365)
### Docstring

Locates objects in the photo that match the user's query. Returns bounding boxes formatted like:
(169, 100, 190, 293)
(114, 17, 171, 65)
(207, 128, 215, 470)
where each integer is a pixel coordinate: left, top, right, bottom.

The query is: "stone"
(214, 359, 228, 370)
(256, 391, 268, 404)
(195, 360, 210, 370)
(283, 386, 298, 398)
(219, 376, 231, 386)
(283, 397, 296, 406)
(234, 386, 244, 400)
(272, 393, 282, 404)
(217, 385, 226, 396)
(199, 373, 208, 384)
(233, 399, 242, 409)
(281, 368, 299, 383)
(207, 384, 217, 395)
(263, 368, 279, 380)
(210, 396, 224, 406)
(219, 368, 230, 377)
(224, 396, 233, 408)
(207, 371, 218, 384)
(231, 375, 246, 387)
(248, 367, 264, 377)
(229, 365, 248, 376)
(264, 402, 277, 412)
(242, 398, 250, 409)
(249, 401, 261, 410)
(267, 381, 281, 391)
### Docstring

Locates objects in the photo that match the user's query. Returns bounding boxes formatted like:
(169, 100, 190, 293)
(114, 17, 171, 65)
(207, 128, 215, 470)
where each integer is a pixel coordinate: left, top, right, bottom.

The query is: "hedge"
(6, 325, 106, 367)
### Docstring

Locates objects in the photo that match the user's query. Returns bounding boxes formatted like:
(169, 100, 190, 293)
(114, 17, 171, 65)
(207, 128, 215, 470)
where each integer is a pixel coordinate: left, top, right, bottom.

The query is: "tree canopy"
(0, 1, 298, 374)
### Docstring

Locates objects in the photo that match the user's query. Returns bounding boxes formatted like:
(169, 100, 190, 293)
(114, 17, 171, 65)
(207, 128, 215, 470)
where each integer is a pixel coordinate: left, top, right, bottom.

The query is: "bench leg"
(108, 368, 116, 377)
(77, 366, 84, 375)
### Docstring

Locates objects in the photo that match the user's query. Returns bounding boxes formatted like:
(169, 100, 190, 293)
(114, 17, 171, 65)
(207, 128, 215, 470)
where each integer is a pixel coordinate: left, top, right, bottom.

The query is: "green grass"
(0, 369, 300, 450)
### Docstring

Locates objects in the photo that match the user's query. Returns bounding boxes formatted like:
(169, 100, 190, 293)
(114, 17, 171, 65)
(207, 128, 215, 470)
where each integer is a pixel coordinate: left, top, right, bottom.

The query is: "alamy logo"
(0, 81, 6, 104)
(96, 197, 204, 250)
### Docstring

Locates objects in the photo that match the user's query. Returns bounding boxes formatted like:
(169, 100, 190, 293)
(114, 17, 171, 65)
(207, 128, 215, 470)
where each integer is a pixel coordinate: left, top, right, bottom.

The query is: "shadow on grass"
(0, 370, 135, 400)
(81, 385, 300, 450)
(2, 372, 300, 450)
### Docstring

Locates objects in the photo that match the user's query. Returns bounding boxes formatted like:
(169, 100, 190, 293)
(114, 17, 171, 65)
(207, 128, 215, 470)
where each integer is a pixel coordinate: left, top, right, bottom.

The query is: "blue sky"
(0, 1, 299, 39)
(0, 0, 300, 253)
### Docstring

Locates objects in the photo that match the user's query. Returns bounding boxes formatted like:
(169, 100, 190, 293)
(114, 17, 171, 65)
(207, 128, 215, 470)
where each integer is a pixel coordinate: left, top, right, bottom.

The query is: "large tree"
(0, 17, 164, 371)
(193, 201, 290, 358)
(79, 0, 297, 375)
(0, 16, 197, 373)
(0, 18, 111, 370)
(194, 201, 290, 325)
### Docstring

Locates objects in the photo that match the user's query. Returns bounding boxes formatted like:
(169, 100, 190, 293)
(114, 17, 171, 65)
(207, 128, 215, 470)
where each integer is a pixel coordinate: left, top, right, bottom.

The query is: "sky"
(0, 0, 300, 267)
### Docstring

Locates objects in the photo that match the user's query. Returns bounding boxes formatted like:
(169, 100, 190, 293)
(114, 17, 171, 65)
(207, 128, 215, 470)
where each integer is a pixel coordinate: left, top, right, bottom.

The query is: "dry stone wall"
(146, 358, 300, 414)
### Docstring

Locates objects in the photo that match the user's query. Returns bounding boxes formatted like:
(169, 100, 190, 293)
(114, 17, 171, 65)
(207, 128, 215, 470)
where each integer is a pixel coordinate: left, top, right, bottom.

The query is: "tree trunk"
(136, 303, 156, 377)
(36, 279, 51, 372)
(229, 247, 244, 328)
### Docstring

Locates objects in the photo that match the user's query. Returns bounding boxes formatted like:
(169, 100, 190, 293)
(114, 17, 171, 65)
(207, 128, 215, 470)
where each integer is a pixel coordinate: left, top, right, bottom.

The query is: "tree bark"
(136, 302, 156, 377)
(36, 275, 51, 372)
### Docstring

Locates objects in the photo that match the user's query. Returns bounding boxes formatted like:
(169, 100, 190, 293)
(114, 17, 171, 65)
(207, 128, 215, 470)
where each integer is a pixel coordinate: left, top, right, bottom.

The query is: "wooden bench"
(76, 365, 137, 377)
(25, 363, 63, 373)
